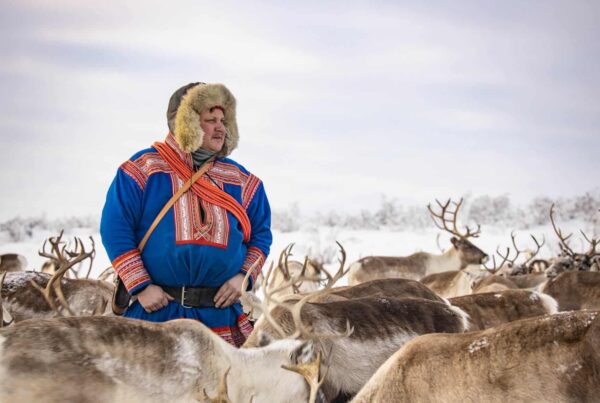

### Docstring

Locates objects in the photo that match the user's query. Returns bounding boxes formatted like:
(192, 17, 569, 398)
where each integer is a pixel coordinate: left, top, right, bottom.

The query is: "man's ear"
(290, 340, 316, 365)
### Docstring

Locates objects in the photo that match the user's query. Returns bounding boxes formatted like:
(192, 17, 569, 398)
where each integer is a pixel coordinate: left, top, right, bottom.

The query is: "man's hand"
(214, 273, 245, 308)
(137, 284, 174, 313)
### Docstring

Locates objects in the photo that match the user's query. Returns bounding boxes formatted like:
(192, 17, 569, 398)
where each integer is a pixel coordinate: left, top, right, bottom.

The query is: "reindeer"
(283, 278, 447, 305)
(0, 316, 324, 403)
(497, 232, 547, 276)
(470, 234, 548, 291)
(1, 232, 113, 321)
(545, 204, 599, 278)
(420, 267, 490, 298)
(347, 198, 488, 284)
(351, 310, 600, 403)
(0, 253, 27, 272)
(539, 271, 600, 311)
(448, 289, 558, 330)
(267, 244, 325, 300)
(243, 250, 470, 402)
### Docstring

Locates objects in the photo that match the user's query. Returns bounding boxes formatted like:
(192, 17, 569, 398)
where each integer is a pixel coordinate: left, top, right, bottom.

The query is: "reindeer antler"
(32, 232, 96, 316)
(281, 351, 328, 403)
(549, 204, 575, 258)
(483, 246, 513, 275)
(203, 367, 232, 403)
(317, 241, 349, 289)
(508, 232, 546, 271)
(427, 198, 481, 239)
(242, 261, 289, 338)
(579, 230, 599, 257)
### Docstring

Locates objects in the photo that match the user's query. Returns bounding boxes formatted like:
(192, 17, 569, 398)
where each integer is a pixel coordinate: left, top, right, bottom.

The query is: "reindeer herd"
(0, 199, 599, 402)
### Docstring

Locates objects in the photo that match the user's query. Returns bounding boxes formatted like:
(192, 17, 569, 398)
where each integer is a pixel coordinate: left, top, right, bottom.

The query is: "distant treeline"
(272, 191, 600, 233)
(0, 215, 99, 243)
(1, 191, 599, 242)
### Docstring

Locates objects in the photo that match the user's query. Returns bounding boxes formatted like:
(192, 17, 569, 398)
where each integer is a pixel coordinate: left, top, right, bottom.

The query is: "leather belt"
(162, 285, 219, 308)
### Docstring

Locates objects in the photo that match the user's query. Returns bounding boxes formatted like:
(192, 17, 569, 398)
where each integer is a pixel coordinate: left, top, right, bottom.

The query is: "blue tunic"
(100, 134, 272, 346)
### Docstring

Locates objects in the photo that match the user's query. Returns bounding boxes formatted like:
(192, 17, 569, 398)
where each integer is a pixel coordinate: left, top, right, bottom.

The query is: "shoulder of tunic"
(210, 158, 263, 209)
(118, 147, 171, 191)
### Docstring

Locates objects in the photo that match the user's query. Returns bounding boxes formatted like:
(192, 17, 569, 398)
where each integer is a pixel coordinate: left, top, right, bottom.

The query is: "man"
(100, 83, 272, 346)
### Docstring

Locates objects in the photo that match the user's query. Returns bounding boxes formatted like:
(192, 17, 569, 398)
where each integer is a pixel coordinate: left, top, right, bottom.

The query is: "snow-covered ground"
(1, 221, 592, 286)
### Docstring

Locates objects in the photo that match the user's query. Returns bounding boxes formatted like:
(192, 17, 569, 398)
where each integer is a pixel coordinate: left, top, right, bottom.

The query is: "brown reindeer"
(283, 278, 447, 305)
(351, 310, 600, 403)
(539, 271, 600, 311)
(245, 296, 469, 402)
(1, 271, 114, 321)
(0, 316, 324, 403)
(1, 232, 113, 320)
(448, 289, 558, 330)
(0, 253, 27, 272)
(244, 257, 469, 402)
(347, 198, 488, 284)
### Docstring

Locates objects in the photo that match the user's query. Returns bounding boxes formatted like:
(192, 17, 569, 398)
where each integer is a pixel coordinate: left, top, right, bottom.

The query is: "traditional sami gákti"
(100, 83, 271, 346)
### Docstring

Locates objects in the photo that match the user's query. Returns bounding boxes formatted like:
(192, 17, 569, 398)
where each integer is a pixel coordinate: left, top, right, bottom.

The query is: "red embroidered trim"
(208, 162, 262, 208)
(171, 176, 230, 248)
(241, 246, 266, 285)
(210, 313, 254, 347)
(242, 174, 261, 209)
(120, 161, 146, 190)
(120, 152, 171, 191)
(112, 249, 151, 292)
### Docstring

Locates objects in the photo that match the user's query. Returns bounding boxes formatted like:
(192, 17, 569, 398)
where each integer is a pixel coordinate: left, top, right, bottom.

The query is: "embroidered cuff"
(240, 246, 266, 290)
(112, 249, 152, 294)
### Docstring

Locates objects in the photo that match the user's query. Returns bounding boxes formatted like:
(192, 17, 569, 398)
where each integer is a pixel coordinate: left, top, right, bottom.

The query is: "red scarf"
(153, 141, 251, 243)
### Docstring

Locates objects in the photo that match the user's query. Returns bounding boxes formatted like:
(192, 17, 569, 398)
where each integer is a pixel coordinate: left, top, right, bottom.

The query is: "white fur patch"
(535, 292, 558, 315)
(583, 312, 598, 326)
(467, 338, 489, 354)
(557, 361, 583, 379)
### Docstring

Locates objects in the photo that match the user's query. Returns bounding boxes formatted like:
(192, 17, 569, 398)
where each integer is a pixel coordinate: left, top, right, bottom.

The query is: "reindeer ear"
(257, 331, 274, 347)
(450, 237, 459, 247)
(290, 340, 316, 365)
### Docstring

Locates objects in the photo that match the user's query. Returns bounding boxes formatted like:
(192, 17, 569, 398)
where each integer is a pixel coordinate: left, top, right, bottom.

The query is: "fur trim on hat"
(173, 83, 239, 156)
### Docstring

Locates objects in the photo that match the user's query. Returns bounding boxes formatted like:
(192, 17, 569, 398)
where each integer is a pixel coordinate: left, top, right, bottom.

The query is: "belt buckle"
(181, 286, 192, 308)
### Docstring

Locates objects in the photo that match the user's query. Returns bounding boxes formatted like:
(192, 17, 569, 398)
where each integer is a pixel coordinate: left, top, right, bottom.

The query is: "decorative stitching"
(120, 152, 171, 191)
(172, 175, 230, 248)
(112, 249, 151, 292)
(241, 246, 266, 285)
(209, 313, 253, 347)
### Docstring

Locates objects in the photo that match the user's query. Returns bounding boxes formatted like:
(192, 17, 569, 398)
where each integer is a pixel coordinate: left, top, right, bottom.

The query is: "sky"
(1, 0, 599, 221)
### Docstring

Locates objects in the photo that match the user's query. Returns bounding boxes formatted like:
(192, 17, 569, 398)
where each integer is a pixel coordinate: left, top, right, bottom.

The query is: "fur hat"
(166, 82, 239, 156)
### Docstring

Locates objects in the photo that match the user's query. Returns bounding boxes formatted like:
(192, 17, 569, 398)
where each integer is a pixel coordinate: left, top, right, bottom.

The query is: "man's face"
(199, 108, 226, 153)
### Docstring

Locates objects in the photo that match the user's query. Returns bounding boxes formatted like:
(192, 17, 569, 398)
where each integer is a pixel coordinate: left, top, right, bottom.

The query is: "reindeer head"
(450, 237, 488, 266)
(544, 257, 573, 278)
(427, 198, 489, 266)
